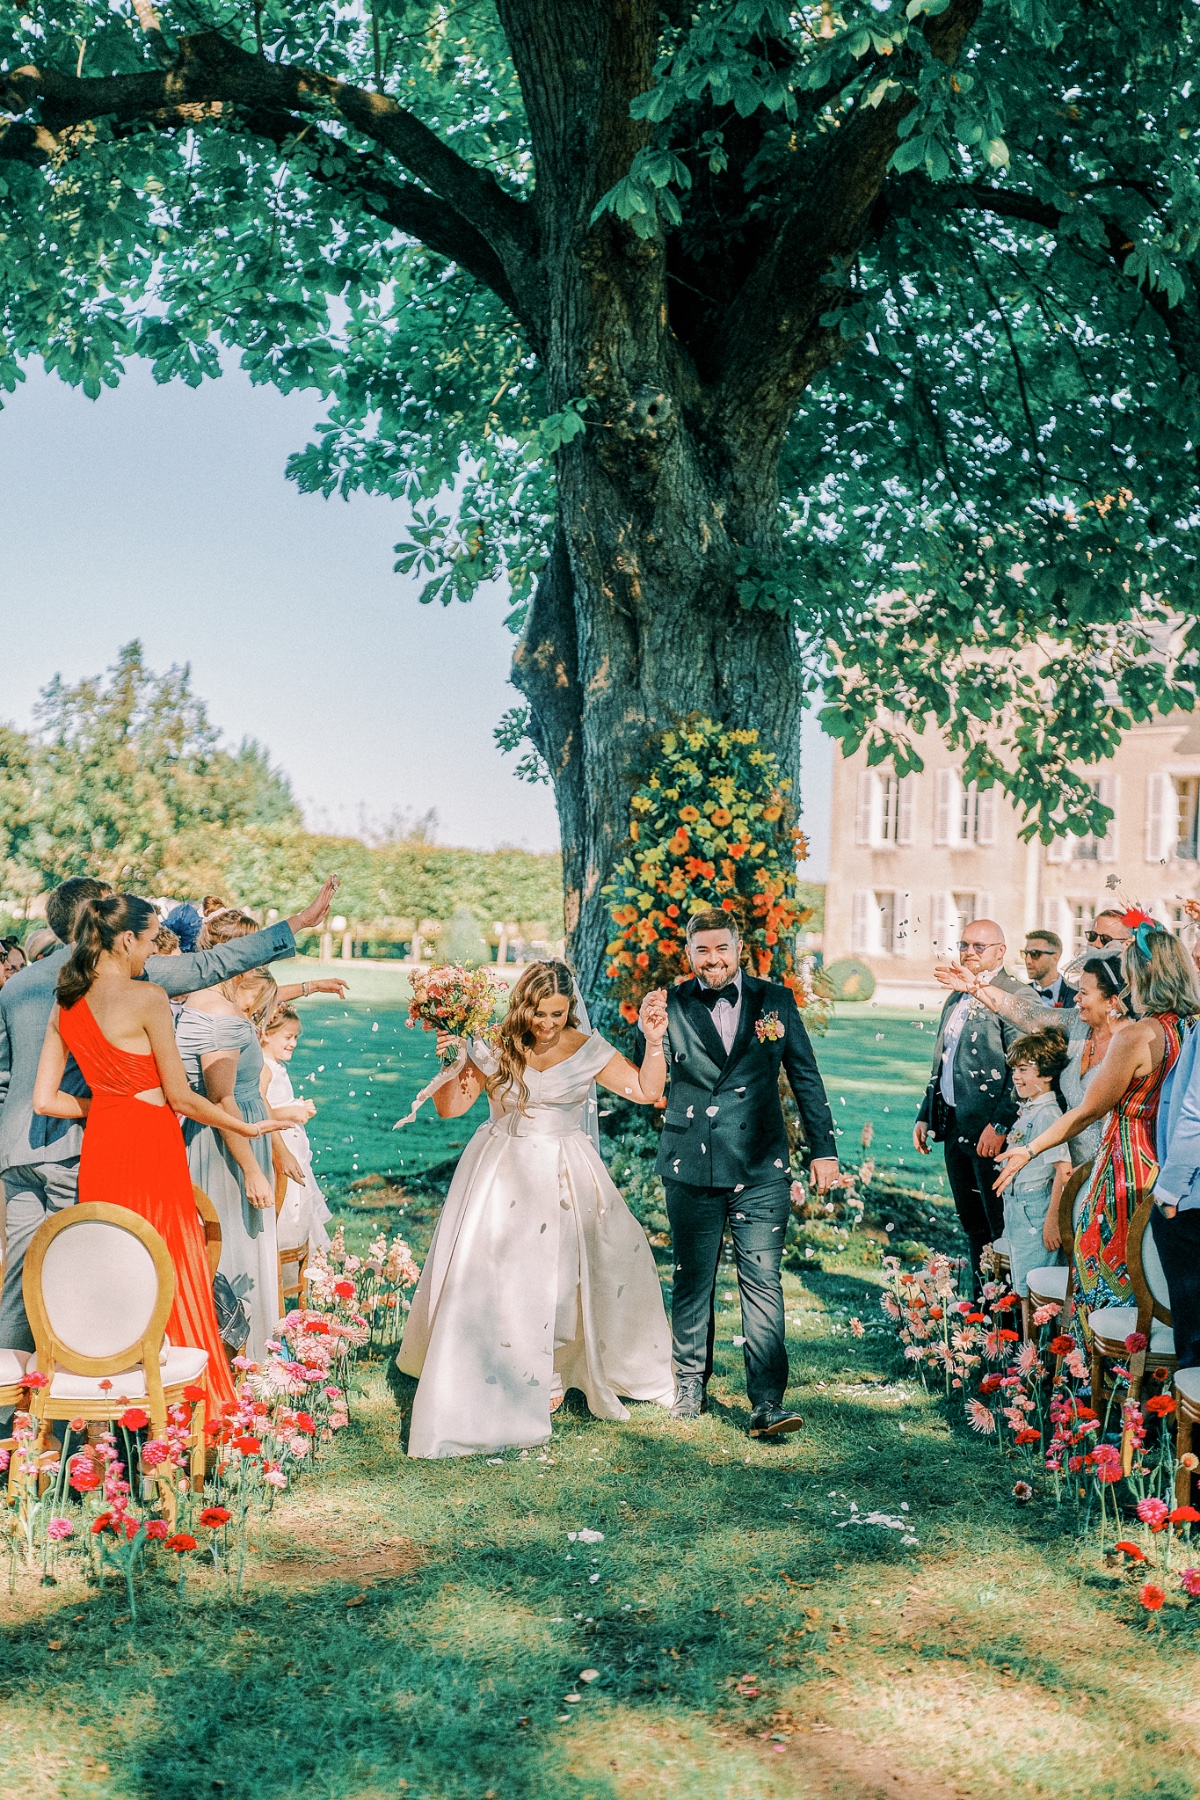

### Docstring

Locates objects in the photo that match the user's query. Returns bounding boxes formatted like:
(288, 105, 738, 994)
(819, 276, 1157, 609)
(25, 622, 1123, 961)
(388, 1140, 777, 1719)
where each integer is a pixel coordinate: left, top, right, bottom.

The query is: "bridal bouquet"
(405, 963, 498, 1067)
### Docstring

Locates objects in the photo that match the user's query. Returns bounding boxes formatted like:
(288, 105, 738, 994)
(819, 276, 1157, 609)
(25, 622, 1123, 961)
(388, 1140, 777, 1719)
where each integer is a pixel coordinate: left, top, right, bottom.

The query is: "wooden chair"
(192, 1183, 223, 1278)
(990, 1235, 1012, 1285)
(1027, 1161, 1091, 1320)
(21, 1203, 211, 1521)
(1175, 1367, 1200, 1505)
(1084, 1198, 1176, 1466)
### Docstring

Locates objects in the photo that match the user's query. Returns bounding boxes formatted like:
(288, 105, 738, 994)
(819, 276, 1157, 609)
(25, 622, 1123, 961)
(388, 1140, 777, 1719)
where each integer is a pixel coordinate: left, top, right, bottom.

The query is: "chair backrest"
(192, 1183, 223, 1279)
(23, 1203, 175, 1375)
(1128, 1197, 1172, 1326)
(1061, 1159, 1091, 1257)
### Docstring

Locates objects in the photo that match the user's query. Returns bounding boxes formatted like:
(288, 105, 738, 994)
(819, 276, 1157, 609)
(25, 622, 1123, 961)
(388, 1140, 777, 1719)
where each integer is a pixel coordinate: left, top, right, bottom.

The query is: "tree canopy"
(2, 2, 1199, 979)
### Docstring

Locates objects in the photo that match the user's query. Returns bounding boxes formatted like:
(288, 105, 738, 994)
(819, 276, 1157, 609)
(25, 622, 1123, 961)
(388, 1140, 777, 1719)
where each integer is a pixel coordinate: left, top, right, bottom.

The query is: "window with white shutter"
(897, 774, 916, 845)
(932, 892, 958, 958)
(1046, 832, 1070, 864)
(851, 890, 872, 954)
(1145, 772, 1172, 863)
(855, 771, 874, 847)
(934, 769, 961, 846)
(975, 890, 995, 924)
(975, 785, 997, 846)
(893, 890, 912, 957)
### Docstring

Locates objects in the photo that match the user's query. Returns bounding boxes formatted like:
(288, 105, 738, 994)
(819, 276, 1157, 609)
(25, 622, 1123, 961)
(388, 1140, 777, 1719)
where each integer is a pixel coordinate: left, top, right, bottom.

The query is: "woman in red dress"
(32, 894, 284, 1411)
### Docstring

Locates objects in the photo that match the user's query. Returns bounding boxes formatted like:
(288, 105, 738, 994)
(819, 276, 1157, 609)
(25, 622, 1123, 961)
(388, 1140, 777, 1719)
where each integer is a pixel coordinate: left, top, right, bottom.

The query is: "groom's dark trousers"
(638, 972, 837, 1410)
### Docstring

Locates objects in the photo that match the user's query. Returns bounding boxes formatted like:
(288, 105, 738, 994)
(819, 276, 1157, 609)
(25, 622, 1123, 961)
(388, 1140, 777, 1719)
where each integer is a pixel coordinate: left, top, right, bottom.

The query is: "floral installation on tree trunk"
(602, 717, 832, 1029)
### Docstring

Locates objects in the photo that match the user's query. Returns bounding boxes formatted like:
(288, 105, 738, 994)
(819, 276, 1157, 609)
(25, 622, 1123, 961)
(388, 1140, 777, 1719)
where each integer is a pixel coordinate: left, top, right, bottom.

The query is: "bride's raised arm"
(595, 989, 669, 1106)
(431, 1030, 487, 1117)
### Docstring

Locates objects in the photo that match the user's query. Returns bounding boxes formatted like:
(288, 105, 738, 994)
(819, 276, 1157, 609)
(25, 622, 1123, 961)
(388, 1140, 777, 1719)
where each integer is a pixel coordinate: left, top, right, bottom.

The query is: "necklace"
(1080, 1024, 1110, 1075)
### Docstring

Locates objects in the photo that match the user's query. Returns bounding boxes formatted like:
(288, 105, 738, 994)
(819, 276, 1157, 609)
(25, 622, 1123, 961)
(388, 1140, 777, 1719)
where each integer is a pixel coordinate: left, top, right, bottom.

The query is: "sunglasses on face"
(957, 940, 997, 953)
(1084, 930, 1119, 946)
(1022, 948, 1055, 958)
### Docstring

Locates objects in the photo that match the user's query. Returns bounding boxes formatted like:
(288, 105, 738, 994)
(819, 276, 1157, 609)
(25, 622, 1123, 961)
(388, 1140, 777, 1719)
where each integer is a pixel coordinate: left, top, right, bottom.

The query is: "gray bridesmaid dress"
(175, 1009, 279, 1361)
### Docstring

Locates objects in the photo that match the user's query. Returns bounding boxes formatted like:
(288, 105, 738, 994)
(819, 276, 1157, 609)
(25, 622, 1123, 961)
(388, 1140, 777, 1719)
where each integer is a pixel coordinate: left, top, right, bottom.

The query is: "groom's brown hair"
(685, 909, 741, 943)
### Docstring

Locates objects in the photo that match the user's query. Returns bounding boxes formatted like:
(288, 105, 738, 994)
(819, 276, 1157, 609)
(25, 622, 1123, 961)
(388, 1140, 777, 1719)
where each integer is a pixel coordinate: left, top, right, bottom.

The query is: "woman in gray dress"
(176, 969, 296, 1360)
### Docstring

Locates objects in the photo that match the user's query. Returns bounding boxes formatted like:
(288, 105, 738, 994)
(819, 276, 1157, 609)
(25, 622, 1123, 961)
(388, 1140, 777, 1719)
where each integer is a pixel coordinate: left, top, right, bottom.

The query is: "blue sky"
(0, 359, 833, 873)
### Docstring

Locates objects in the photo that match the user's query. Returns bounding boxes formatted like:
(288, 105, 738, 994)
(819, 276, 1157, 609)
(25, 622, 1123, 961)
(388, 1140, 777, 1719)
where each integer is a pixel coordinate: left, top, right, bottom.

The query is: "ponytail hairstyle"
(486, 960, 579, 1116)
(57, 893, 159, 1010)
(198, 907, 259, 949)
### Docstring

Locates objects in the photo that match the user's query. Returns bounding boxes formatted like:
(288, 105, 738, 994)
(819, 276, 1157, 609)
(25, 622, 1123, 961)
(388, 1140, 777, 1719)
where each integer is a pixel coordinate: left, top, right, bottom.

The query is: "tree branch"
(711, 0, 982, 439)
(1, 30, 537, 319)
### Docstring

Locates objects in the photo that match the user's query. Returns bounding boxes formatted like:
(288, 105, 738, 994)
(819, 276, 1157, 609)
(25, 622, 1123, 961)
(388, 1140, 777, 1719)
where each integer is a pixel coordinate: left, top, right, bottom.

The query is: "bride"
(397, 961, 674, 1458)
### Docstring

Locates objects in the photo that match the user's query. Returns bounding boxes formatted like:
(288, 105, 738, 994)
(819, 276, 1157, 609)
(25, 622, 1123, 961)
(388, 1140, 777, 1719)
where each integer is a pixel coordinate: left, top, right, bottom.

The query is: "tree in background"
(2, 3, 1199, 993)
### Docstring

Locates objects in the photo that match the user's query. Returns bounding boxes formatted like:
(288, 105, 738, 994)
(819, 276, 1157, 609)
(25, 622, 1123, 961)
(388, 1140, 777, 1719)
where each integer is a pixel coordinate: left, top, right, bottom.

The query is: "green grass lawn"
(4, 1255, 1197, 1799)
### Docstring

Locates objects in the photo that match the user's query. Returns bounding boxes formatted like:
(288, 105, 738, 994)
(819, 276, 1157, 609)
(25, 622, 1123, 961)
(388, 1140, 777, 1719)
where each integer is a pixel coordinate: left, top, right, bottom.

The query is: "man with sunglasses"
(916, 919, 1024, 1288)
(1021, 930, 1075, 1009)
(1083, 909, 1132, 952)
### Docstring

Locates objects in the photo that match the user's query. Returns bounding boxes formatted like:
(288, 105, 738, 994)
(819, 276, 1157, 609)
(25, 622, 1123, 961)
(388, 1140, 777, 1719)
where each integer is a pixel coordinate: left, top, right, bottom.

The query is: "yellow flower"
(631, 794, 653, 813)
(678, 806, 700, 823)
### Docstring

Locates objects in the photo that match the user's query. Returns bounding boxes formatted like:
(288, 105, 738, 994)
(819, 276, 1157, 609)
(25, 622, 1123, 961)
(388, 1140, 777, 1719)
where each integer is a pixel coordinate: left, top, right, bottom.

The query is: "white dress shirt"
(698, 969, 743, 1054)
(939, 993, 973, 1106)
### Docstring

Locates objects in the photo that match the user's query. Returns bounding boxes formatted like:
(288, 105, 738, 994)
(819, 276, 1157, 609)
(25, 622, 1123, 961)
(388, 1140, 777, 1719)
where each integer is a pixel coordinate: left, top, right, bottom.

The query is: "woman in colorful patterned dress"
(996, 918, 1199, 1317)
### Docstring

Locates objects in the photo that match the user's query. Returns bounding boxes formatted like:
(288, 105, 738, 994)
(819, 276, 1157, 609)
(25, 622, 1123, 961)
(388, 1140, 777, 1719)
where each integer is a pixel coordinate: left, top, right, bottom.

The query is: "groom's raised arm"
(144, 919, 298, 998)
(780, 991, 837, 1164)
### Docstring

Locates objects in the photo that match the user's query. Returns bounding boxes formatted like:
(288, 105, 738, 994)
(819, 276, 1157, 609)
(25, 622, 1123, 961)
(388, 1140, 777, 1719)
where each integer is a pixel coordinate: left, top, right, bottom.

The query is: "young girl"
(260, 1004, 331, 1264)
(1001, 1028, 1073, 1335)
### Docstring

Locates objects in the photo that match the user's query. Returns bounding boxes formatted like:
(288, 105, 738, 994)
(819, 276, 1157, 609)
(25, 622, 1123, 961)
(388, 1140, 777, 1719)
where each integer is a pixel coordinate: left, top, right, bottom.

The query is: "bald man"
(915, 919, 1024, 1288)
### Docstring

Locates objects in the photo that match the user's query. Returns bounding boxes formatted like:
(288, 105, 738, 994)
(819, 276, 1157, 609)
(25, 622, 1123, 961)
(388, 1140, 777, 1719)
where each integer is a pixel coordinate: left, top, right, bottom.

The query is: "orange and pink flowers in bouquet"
(405, 963, 498, 1066)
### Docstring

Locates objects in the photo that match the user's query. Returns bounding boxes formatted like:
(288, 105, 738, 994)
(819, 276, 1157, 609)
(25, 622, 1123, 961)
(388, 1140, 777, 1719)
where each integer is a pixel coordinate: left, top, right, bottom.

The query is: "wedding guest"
(916, 919, 1023, 1288)
(154, 926, 181, 957)
(1021, 930, 1075, 1009)
(31, 895, 286, 1410)
(937, 951, 1126, 1169)
(0, 873, 341, 1362)
(635, 910, 839, 1436)
(996, 920, 1198, 1321)
(197, 907, 348, 1006)
(163, 902, 201, 952)
(22, 929, 61, 965)
(177, 969, 296, 1362)
(0, 937, 25, 986)
(1001, 1029, 1073, 1335)
(260, 1004, 331, 1263)
(1150, 1005, 1200, 1371)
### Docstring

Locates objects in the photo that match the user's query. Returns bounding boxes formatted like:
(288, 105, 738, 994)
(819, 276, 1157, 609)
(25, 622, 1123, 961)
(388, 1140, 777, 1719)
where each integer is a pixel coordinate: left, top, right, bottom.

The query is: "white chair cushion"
(41, 1220, 160, 1357)
(1028, 1266, 1069, 1301)
(992, 1236, 1012, 1260)
(1176, 1366, 1200, 1407)
(1087, 1305, 1175, 1356)
(34, 1345, 208, 1401)
(1140, 1225, 1172, 1311)
(0, 1347, 30, 1384)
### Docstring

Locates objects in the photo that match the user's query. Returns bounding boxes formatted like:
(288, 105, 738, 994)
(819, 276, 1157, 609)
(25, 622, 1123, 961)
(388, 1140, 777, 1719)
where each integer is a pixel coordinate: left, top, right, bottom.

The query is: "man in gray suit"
(0, 872, 339, 1355)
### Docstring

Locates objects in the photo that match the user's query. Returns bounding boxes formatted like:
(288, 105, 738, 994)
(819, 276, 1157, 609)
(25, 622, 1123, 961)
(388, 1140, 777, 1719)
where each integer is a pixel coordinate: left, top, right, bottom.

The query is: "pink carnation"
(1137, 1497, 1170, 1528)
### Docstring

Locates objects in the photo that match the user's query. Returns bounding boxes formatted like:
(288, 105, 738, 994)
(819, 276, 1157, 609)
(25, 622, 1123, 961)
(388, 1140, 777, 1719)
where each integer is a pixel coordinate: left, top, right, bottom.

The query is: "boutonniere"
(755, 1011, 784, 1043)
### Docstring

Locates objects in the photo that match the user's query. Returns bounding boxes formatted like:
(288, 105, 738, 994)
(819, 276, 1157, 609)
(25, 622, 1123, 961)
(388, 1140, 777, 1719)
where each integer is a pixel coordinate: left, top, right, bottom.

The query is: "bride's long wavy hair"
(486, 960, 579, 1116)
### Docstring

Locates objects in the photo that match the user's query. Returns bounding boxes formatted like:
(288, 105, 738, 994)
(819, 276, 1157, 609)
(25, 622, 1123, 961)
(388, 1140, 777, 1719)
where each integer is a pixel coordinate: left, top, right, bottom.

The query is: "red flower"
(164, 1533, 197, 1554)
(965, 1312, 986, 1325)
(144, 1519, 169, 1541)
(1124, 1331, 1148, 1354)
(1139, 1582, 1167, 1611)
(979, 1375, 1003, 1395)
(119, 1407, 150, 1431)
(1170, 1506, 1200, 1524)
(1014, 1427, 1041, 1446)
(1145, 1395, 1175, 1417)
(21, 1371, 49, 1389)
(68, 1456, 101, 1493)
(998, 1329, 1020, 1343)
(294, 1413, 316, 1434)
(1181, 1568, 1200, 1597)
(1048, 1335, 1076, 1356)
(182, 1384, 206, 1403)
(1114, 1540, 1147, 1562)
(233, 1435, 262, 1456)
(199, 1505, 232, 1528)
(90, 1512, 115, 1536)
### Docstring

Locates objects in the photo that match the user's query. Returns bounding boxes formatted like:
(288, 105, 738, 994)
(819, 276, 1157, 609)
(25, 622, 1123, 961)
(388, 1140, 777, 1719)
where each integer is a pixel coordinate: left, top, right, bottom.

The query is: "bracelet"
(301, 981, 310, 997)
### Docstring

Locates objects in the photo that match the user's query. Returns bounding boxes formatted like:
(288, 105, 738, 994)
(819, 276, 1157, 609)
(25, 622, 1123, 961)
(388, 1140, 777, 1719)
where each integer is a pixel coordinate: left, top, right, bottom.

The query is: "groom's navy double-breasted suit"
(637, 970, 837, 1413)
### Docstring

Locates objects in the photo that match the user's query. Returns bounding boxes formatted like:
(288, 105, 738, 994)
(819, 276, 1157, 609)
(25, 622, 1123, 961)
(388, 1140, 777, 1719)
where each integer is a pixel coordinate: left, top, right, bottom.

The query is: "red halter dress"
(57, 997, 237, 1410)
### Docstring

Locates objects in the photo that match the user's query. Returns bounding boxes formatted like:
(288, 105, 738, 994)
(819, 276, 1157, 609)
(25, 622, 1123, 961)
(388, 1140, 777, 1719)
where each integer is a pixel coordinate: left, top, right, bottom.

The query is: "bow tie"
(699, 986, 737, 1010)
(1035, 985, 1057, 1000)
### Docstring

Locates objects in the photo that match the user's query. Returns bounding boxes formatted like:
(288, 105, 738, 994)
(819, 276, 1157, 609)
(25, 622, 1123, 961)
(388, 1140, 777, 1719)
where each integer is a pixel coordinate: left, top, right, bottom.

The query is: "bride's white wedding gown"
(397, 1032, 675, 1458)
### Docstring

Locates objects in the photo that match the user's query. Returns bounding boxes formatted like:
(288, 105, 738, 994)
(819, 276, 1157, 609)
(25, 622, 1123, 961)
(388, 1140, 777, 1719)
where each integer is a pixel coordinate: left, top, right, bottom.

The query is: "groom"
(637, 910, 839, 1437)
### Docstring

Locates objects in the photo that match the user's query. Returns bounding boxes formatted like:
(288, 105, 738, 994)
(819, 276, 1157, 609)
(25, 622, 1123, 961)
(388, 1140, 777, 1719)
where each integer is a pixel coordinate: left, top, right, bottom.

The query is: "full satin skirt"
(78, 1096, 237, 1409)
(397, 1117, 675, 1458)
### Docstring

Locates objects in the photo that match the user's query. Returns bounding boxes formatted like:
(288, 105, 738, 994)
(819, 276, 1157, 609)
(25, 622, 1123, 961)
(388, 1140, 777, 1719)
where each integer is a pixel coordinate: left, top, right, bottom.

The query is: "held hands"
(638, 988, 669, 1046)
(288, 875, 341, 934)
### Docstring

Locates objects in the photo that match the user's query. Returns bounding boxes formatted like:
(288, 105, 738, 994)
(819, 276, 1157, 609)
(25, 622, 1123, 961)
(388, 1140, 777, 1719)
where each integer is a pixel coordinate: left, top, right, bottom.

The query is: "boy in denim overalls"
(1002, 1028, 1072, 1336)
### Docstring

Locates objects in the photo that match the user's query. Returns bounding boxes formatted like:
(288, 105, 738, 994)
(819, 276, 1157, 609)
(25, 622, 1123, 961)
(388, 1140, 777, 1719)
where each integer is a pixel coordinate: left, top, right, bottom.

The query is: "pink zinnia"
(1180, 1568, 1200, 1597)
(1137, 1497, 1170, 1529)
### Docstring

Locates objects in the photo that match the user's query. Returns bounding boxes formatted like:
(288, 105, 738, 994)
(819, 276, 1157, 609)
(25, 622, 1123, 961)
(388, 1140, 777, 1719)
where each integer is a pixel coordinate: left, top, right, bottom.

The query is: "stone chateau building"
(823, 712, 1200, 981)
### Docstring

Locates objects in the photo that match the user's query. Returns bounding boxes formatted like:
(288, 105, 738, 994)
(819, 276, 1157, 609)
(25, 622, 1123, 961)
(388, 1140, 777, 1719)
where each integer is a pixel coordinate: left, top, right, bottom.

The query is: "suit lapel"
(721, 973, 764, 1079)
(677, 979, 729, 1072)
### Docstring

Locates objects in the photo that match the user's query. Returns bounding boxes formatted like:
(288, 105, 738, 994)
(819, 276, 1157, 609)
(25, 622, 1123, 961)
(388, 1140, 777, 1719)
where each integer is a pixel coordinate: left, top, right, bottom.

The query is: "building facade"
(823, 712, 1200, 980)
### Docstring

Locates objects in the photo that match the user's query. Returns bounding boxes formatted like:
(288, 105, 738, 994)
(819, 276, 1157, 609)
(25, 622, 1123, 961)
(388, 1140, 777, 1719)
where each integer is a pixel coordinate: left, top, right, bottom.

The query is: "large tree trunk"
(513, 415, 805, 999)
